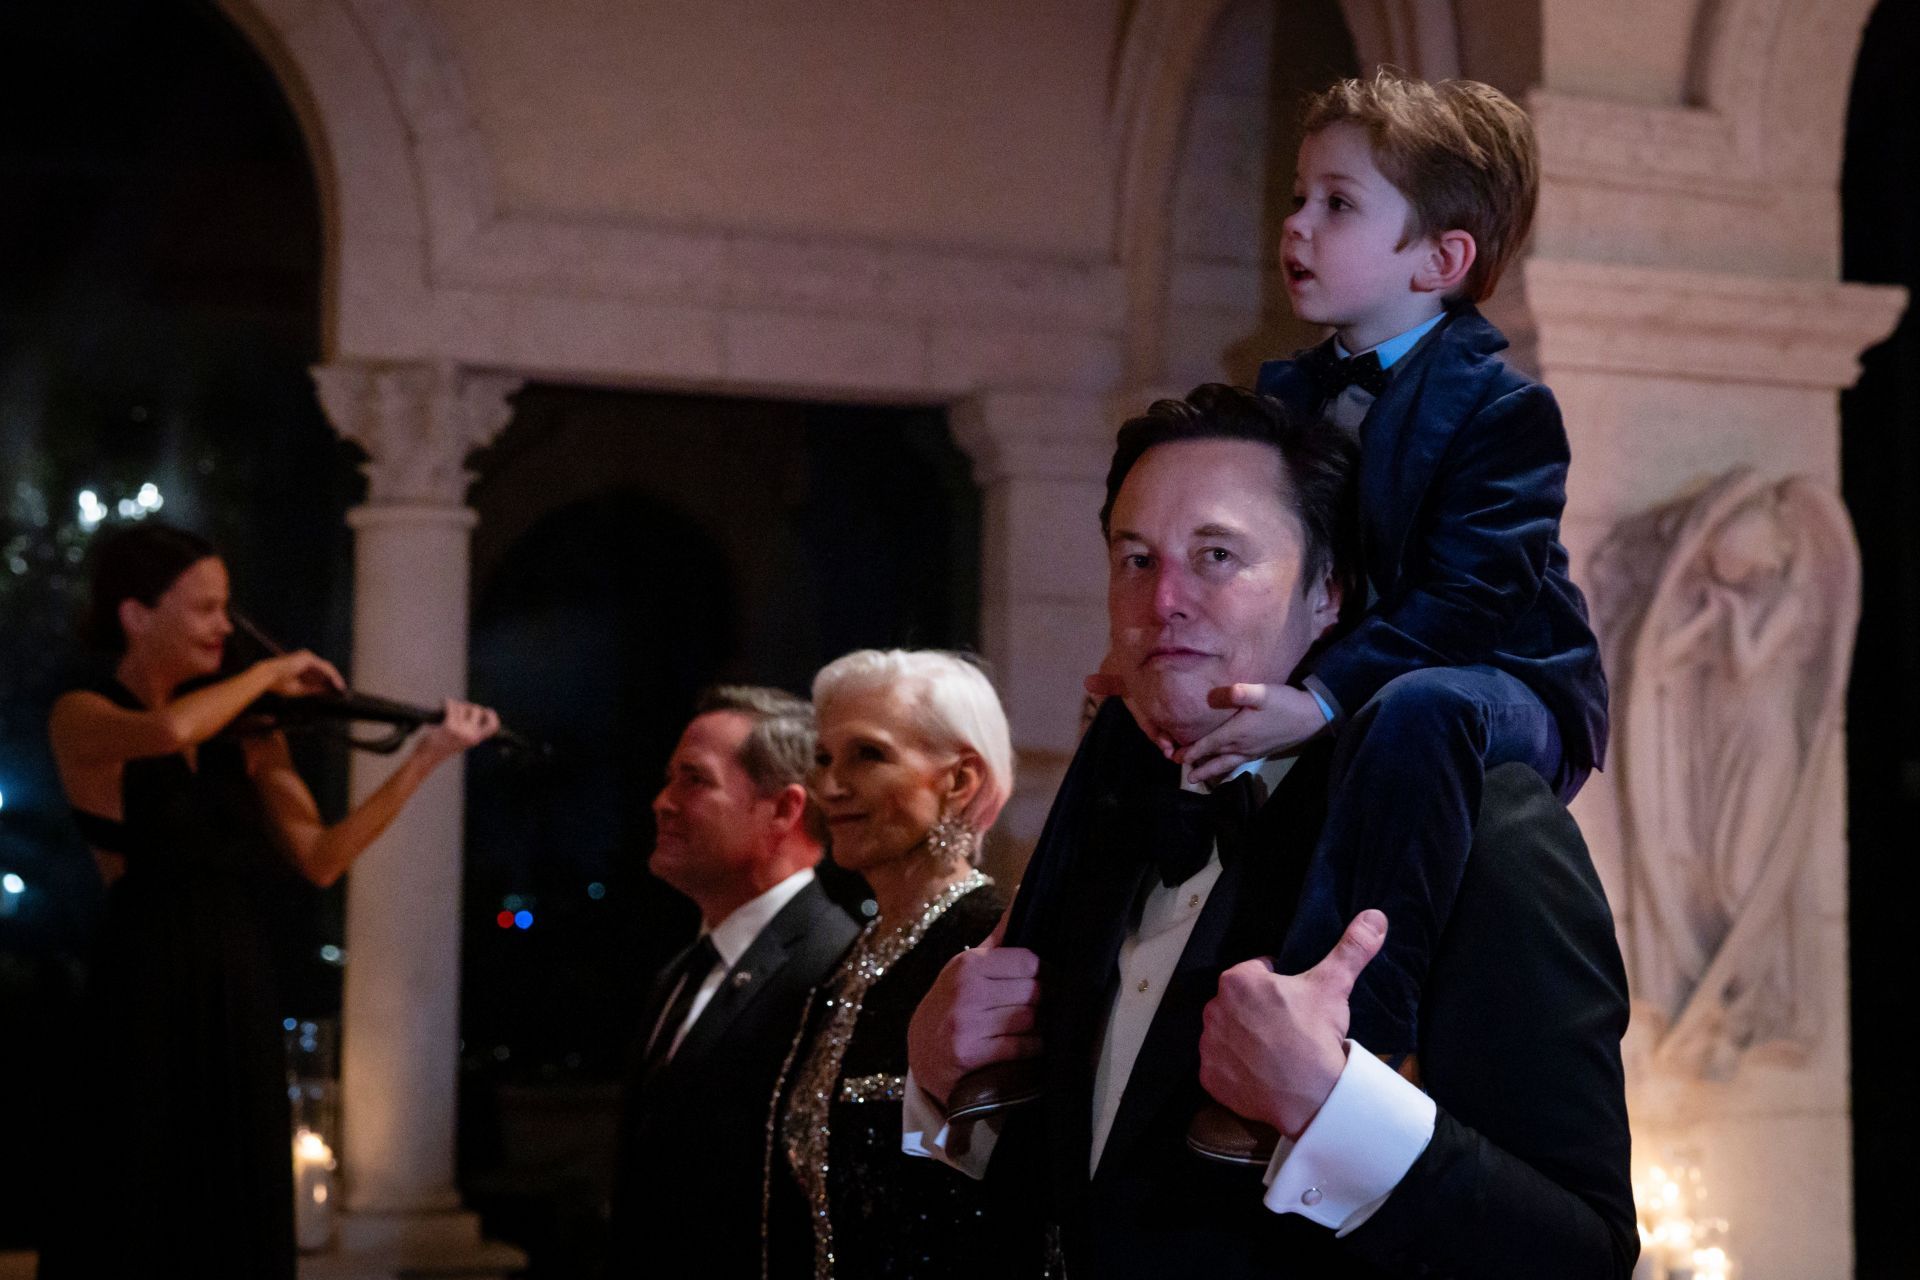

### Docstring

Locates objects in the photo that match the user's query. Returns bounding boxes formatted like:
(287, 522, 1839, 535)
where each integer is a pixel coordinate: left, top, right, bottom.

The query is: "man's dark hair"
(1100, 384, 1362, 608)
(695, 684, 826, 844)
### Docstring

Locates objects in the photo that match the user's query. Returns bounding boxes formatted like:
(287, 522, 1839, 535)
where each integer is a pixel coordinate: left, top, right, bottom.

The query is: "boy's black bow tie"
(1312, 347, 1390, 397)
(1138, 771, 1267, 888)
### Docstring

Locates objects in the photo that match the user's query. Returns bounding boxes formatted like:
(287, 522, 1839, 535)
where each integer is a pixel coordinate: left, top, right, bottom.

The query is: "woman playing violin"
(37, 524, 498, 1280)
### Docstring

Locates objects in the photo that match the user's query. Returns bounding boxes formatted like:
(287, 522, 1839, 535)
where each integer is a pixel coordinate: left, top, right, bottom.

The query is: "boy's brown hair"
(1303, 70, 1539, 304)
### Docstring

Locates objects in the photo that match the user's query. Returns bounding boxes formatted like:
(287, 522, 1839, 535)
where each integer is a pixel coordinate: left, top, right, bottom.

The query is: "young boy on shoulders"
(1118, 72, 1609, 1069)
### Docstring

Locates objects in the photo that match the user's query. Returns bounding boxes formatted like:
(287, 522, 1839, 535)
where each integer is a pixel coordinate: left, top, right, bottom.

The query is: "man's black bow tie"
(1138, 771, 1267, 889)
(1317, 349, 1390, 398)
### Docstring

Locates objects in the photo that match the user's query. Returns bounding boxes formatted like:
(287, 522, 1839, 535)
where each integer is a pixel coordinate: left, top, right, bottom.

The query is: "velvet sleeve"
(1309, 382, 1572, 717)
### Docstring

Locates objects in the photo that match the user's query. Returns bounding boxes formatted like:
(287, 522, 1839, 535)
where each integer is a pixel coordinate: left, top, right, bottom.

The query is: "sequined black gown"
(765, 874, 1044, 1279)
(38, 676, 296, 1280)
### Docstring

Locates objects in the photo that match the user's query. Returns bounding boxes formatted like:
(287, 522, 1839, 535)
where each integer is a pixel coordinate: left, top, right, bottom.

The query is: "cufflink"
(1301, 1187, 1323, 1206)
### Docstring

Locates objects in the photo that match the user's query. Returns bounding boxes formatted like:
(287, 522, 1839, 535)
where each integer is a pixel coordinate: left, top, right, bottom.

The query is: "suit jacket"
(997, 699, 1637, 1279)
(1256, 306, 1610, 770)
(608, 879, 858, 1278)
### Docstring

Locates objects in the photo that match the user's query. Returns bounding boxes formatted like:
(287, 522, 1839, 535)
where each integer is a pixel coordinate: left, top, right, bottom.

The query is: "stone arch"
(1111, 0, 1465, 389)
(1694, 0, 1879, 178)
(212, 0, 491, 357)
(1688, 0, 1784, 114)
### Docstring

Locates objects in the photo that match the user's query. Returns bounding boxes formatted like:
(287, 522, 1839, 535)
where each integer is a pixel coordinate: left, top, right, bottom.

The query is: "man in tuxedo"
(904, 386, 1637, 1277)
(608, 686, 858, 1277)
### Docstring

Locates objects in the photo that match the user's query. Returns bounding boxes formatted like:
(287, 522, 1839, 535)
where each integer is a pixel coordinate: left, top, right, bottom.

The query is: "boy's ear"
(1414, 229, 1477, 297)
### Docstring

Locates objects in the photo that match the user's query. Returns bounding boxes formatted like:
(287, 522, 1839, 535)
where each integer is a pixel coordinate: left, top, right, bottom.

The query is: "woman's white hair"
(811, 649, 1015, 836)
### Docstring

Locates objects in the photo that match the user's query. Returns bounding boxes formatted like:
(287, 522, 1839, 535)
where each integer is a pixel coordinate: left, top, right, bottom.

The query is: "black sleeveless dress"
(38, 677, 296, 1280)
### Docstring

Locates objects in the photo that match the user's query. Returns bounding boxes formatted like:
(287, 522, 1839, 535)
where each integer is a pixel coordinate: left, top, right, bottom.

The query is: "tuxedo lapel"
(648, 883, 822, 1093)
(1255, 340, 1330, 418)
(1021, 706, 1175, 1201)
(1357, 308, 1508, 581)
(1046, 766, 1161, 1192)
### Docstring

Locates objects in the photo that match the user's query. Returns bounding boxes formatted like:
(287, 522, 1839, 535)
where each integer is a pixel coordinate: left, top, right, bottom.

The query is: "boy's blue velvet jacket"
(1256, 305, 1609, 770)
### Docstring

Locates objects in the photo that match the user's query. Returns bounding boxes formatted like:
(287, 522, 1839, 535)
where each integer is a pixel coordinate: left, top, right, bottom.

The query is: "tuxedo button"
(1301, 1187, 1323, 1206)
(1136, 978, 1150, 993)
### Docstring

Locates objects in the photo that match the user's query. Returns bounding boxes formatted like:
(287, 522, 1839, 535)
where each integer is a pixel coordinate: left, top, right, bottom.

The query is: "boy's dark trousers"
(1276, 664, 1587, 1056)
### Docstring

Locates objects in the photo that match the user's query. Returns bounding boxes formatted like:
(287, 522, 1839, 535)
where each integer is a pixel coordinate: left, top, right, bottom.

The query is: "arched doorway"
(454, 384, 980, 1268)
(1158, 0, 1358, 393)
(1841, 4, 1920, 1274)
(0, 0, 351, 1253)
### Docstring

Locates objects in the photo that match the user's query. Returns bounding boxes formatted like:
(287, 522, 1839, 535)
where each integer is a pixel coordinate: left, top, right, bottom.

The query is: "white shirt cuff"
(1260, 1041, 1436, 1234)
(900, 1070, 1000, 1180)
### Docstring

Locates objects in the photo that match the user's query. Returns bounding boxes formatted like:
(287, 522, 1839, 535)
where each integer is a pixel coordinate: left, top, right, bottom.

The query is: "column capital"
(949, 391, 1114, 487)
(312, 360, 523, 505)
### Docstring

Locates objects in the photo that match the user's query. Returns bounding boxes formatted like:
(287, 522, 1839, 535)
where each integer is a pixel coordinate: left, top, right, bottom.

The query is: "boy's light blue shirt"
(1333, 311, 1446, 369)
(1307, 311, 1447, 725)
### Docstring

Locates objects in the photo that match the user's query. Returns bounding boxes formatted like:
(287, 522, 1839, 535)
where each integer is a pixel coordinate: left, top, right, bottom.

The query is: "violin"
(227, 611, 550, 760)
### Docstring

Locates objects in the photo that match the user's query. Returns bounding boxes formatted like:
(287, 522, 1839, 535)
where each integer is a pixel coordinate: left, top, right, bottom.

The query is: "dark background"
(1841, 3, 1920, 1275)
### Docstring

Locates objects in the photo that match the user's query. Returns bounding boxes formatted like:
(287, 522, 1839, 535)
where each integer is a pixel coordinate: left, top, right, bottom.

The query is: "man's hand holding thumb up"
(1196, 910, 1388, 1138)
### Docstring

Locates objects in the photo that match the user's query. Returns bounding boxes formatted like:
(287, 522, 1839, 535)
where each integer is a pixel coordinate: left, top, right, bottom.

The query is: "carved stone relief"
(1592, 468, 1859, 1081)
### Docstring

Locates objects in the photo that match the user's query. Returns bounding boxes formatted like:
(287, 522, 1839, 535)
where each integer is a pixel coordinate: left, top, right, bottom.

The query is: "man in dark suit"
(608, 686, 858, 1277)
(904, 388, 1637, 1277)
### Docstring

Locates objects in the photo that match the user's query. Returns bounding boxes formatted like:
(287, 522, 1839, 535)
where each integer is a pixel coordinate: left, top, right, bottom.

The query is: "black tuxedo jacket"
(1256, 306, 1610, 770)
(997, 700, 1636, 1278)
(607, 878, 858, 1278)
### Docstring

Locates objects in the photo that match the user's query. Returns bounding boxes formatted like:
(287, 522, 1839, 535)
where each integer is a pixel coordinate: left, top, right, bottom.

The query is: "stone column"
(310, 360, 523, 1270)
(951, 391, 1113, 878)
(1517, 59, 1906, 1272)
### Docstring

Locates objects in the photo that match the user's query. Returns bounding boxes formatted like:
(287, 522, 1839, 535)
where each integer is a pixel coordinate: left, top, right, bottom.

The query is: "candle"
(1632, 1156, 1735, 1280)
(292, 1127, 336, 1252)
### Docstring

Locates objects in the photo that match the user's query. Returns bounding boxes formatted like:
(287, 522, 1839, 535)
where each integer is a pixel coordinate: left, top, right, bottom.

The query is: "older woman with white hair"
(763, 649, 1041, 1279)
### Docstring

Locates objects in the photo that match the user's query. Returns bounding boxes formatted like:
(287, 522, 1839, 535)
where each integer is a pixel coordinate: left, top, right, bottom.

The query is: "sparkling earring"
(926, 811, 977, 867)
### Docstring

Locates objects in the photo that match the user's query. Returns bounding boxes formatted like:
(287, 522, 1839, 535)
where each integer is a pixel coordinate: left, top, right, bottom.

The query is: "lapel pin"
(731, 970, 753, 989)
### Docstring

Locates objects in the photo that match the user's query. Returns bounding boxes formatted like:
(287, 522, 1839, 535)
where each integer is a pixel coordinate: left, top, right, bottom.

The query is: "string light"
(75, 483, 164, 531)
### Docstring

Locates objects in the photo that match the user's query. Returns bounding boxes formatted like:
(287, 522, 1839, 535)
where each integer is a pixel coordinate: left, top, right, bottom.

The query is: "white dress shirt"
(902, 758, 1436, 1235)
(664, 867, 815, 1060)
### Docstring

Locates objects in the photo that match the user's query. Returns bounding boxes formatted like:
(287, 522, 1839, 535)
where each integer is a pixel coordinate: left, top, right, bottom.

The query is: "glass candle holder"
(285, 1017, 340, 1253)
